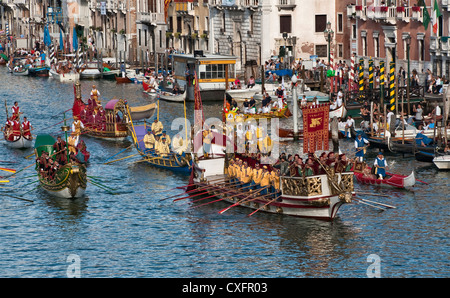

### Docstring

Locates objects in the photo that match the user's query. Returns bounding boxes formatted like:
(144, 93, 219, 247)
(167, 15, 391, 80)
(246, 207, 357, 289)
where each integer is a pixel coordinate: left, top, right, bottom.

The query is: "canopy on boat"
(105, 99, 120, 110)
(34, 134, 56, 157)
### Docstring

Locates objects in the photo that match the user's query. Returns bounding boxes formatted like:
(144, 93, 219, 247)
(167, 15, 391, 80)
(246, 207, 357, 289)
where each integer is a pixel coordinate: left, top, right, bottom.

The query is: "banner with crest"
(301, 104, 330, 153)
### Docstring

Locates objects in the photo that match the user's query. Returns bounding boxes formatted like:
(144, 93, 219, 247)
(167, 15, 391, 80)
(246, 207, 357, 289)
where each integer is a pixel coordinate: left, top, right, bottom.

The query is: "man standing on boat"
(143, 128, 156, 151)
(90, 85, 101, 106)
(53, 136, 67, 165)
(374, 152, 388, 179)
(151, 118, 163, 136)
(11, 101, 23, 120)
(72, 115, 85, 137)
(355, 133, 370, 162)
(21, 117, 32, 139)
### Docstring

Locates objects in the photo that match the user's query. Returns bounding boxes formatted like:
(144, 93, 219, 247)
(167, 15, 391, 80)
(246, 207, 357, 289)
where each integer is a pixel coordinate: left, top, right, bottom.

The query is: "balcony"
(276, 0, 296, 11)
(137, 12, 165, 26)
(107, 0, 117, 11)
(349, 4, 423, 24)
(442, 0, 450, 11)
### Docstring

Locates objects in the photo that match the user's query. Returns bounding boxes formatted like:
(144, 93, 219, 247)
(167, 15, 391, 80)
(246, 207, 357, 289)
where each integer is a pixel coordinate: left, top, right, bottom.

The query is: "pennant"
(419, 0, 431, 30)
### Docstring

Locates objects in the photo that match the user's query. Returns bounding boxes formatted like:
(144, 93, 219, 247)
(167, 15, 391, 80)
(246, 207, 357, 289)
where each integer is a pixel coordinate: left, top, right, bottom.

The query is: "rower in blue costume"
(354, 133, 369, 162)
(374, 152, 388, 179)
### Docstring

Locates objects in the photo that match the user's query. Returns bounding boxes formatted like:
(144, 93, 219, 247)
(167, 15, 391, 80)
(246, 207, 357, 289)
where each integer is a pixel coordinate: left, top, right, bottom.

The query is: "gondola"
(3, 133, 33, 149)
(34, 134, 87, 199)
(28, 65, 50, 77)
(115, 76, 132, 83)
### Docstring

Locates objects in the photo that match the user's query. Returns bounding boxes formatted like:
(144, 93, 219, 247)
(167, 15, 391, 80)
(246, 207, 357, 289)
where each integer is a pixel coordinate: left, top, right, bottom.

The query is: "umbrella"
(59, 29, 63, 51)
(73, 26, 78, 52)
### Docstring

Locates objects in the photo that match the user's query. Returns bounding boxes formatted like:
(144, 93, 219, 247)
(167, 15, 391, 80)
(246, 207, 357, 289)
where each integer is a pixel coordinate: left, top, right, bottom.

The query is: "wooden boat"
(329, 105, 347, 119)
(34, 134, 87, 199)
(102, 69, 120, 80)
(225, 106, 291, 122)
(28, 65, 50, 77)
(126, 110, 193, 173)
(433, 155, 450, 170)
(115, 76, 132, 83)
(50, 68, 80, 82)
(353, 165, 415, 188)
(157, 90, 186, 102)
(191, 152, 354, 220)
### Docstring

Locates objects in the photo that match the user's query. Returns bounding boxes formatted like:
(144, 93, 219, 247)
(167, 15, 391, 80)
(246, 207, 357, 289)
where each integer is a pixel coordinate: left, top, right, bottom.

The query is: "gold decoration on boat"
(339, 173, 354, 192)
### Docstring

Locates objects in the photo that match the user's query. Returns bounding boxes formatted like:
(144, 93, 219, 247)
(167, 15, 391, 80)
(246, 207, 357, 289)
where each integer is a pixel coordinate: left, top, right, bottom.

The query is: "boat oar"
(87, 179, 117, 195)
(0, 193, 34, 203)
(103, 153, 140, 165)
(357, 197, 396, 209)
(218, 185, 270, 214)
(173, 181, 246, 202)
(172, 190, 210, 202)
(356, 192, 390, 197)
(353, 197, 386, 211)
(5, 162, 35, 178)
(248, 194, 282, 217)
(415, 178, 429, 185)
(184, 183, 256, 206)
(0, 166, 16, 174)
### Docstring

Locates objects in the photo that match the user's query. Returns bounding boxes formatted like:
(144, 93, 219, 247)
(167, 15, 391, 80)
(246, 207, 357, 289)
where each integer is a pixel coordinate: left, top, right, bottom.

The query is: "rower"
(270, 168, 281, 201)
(151, 118, 164, 136)
(259, 166, 271, 195)
(240, 161, 253, 189)
(227, 159, 236, 183)
(21, 116, 32, 139)
(158, 137, 171, 157)
(161, 130, 171, 146)
(53, 136, 68, 165)
(67, 132, 79, 157)
(11, 117, 21, 141)
(72, 115, 85, 137)
(251, 163, 263, 190)
(355, 133, 369, 162)
(11, 101, 23, 120)
(143, 128, 156, 152)
(90, 85, 101, 106)
(374, 152, 388, 180)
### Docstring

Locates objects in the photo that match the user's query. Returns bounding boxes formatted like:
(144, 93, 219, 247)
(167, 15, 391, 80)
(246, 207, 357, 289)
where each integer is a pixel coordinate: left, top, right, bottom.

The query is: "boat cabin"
(172, 52, 237, 101)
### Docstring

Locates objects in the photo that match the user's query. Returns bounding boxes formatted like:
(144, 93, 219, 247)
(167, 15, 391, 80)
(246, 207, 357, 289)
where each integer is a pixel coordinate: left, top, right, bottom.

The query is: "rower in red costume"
(11, 101, 23, 120)
(53, 136, 67, 165)
(97, 106, 106, 131)
(10, 117, 21, 141)
(21, 116, 32, 139)
(88, 107, 99, 130)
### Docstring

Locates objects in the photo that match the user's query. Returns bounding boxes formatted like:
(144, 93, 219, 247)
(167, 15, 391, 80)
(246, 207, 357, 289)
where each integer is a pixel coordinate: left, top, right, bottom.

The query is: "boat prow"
(432, 155, 450, 170)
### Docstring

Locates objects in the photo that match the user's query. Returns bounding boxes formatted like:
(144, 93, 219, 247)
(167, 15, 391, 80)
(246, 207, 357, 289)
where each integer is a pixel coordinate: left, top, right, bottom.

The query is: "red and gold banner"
(301, 104, 330, 153)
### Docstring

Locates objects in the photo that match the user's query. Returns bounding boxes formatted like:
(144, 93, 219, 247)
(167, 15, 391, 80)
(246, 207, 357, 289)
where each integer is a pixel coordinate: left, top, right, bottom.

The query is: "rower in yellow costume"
(251, 163, 263, 190)
(259, 166, 271, 195)
(270, 168, 281, 200)
(156, 137, 171, 157)
(67, 132, 78, 155)
(151, 118, 164, 136)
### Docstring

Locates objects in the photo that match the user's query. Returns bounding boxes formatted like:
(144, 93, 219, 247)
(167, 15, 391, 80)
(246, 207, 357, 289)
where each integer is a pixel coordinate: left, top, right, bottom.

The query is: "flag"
(44, 25, 51, 47)
(59, 29, 64, 51)
(73, 26, 78, 52)
(164, 0, 171, 22)
(432, 0, 442, 35)
(301, 104, 330, 153)
(419, 0, 431, 30)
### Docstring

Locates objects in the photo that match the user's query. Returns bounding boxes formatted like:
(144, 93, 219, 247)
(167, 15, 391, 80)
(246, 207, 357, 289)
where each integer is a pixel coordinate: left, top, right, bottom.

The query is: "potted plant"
(119, 29, 125, 35)
(166, 31, 173, 38)
(174, 32, 181, 39)
(191, 33, 198, 40)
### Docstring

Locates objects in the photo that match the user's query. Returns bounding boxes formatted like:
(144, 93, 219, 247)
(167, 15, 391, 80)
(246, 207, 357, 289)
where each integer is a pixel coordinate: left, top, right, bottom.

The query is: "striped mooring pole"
(359, 58, 364, 92)
(368, 58, 374, 89)
(389, 61, 396, 111)
(380, 60, 385, 103)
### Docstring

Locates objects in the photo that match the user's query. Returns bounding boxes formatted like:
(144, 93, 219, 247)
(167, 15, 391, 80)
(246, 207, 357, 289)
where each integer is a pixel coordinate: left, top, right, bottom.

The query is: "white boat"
(79, 67, 102, 79)
(329, 105, 347, 119)
(3, 134, 33, 149)
(12, 67, 29, 76)
(226, 85, 261, 100)
(50, 68, 80, 82)
(433, 155, 450, 170)
(157, 91, 187, 102)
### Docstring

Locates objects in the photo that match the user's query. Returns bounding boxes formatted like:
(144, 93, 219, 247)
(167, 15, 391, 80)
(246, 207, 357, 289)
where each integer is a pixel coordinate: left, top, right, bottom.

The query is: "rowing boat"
(329, 105, 347, 119)
(225, 106, 291, 121)
(353, 166, 415, 188)
(157, 91, 186, 102)
(3, 133, 33, 149)
(191, 153, 354, 220)
(34, 134, 87, 199)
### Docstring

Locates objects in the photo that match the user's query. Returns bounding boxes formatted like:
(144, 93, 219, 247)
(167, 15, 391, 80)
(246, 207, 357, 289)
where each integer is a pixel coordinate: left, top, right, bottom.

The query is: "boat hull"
(433, 156, 450, 169)
(192, 158, 354, 220)
(329, 105, 347, 119)
(354, 168, 415, 188)
(50, 69, 80, 82)
(38, 163, 87, 199)
(4, 135, 33, 149)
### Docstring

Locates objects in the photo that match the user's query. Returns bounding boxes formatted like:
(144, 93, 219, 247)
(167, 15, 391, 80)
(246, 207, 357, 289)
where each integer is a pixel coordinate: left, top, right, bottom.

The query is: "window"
(139, 29, 141, 46)
(337, 13, 343, 33)
(177, 16, 182, 32)
(374, 37, 379, 58)
(200, 64, 226, 80)
(362, 36, 367, 56)
(352, 24, 357, 39)
(315, 15, 327, 33)
(419, 39, 424, 61)
(222, 12, 226, 32)
(315, 44, 327, 58)
(338, 43, 343, 58)
(280, 15, 292, 33)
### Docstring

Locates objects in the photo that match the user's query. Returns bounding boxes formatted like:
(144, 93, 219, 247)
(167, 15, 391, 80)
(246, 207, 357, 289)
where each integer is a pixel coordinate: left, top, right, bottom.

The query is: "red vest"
(22, 121, 31, 135)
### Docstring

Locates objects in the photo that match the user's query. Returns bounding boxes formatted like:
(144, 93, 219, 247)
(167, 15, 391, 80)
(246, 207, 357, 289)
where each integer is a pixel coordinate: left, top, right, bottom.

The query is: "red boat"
(353, 166, 415, 188)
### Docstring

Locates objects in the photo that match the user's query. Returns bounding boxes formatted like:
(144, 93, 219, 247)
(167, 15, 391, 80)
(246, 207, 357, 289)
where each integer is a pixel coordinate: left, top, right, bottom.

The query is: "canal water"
(0, 69, 448, 278)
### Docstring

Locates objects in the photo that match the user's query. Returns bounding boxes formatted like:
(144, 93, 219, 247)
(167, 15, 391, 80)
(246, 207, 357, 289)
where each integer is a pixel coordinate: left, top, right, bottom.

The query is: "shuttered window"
(315, 15, 327, 33)
(280, 15, 292, 34)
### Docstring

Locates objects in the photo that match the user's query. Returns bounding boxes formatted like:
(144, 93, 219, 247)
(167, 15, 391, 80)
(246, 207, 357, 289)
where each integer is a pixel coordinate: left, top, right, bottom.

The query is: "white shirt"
(346, 118, 355, 128)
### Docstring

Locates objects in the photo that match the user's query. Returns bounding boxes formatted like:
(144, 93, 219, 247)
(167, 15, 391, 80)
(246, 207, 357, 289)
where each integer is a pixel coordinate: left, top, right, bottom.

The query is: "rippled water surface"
(0, 70, 448, 278)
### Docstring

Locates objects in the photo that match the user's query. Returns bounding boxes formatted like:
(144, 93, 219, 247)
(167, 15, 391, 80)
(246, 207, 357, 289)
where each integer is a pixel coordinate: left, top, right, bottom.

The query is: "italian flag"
(432, 0, 442, 35)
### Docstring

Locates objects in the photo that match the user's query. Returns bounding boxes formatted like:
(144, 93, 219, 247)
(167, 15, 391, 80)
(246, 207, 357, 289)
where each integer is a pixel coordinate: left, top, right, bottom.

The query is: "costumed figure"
(374, 152, 388, 179)
(53, 136, 68, 165)
(355, 134, 369, 162)
(21, 117, 32, 139)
